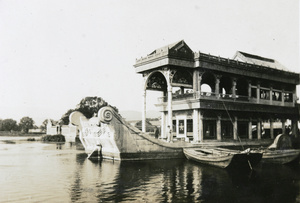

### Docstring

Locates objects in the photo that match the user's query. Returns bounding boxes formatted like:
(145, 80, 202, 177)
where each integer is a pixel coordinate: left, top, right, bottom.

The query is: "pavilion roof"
(149, 40, 193, 56)
(233, 51, 290, 72)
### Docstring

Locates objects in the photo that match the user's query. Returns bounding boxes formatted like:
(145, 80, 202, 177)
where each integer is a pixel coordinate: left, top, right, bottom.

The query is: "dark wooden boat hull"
(261, 149, 300, 164)
(184, 148, 262, 169)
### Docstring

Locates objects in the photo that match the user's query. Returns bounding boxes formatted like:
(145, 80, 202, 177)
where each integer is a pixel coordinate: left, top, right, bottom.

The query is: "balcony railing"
(157, 91, 294, 106)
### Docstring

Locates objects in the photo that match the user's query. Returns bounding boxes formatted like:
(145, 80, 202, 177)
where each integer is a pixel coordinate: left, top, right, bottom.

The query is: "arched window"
(236, 78, 248, 97)
(172, 70, 193, 87)
(220, 76, 232, 95)
(200, 72, 215, 93)
(146, 72, 167, 92)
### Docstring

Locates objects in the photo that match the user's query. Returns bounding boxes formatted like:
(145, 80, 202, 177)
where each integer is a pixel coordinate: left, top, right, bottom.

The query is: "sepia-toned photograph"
(0, 0, 299, 202)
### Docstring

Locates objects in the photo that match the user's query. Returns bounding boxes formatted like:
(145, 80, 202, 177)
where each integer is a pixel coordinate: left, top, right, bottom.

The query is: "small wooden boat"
(257, 134, 300, 164)
(183, 148, 262, 169)
(260, 149, 300, 164)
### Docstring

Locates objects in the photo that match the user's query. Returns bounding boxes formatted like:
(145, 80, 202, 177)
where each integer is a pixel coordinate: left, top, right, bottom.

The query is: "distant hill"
(120, 110, 160, 121)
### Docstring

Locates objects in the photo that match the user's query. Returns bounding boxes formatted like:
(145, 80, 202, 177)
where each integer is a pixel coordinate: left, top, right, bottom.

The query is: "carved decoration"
(169, 70, 176, 79)
(98, 107, 113, 123)
(172, 70, 193, 85)
(146, 72, 167, 91)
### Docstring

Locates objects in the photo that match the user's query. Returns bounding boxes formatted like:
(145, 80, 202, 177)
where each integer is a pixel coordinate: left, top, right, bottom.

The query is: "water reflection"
(0, 138, 299, 202)
(69, 157, 300, 203)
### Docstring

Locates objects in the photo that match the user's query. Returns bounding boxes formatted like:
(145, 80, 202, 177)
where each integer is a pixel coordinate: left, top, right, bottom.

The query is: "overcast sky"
(0, 0, 299, 125)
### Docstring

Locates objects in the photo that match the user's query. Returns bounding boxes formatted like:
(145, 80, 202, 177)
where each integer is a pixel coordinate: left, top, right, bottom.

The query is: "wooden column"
(292, 119, 298, 137)
(199, 112, 203, 142)
(193, 109, 200, 143)
(281, 89, 285, 105)
(248, 118, 252, 140)
(233, 116, 238, 140)
(232, 79, 237, 98)
(193, 70, 199, 92)
(270, 86, 273, 105)
(215, 76, 220, 98)
(270, 118, 274, 139)
(256, 83, 260, 103)
(248, 81, 252, 100)
(282, 119, 286, 135)
(142, 90, 146, 132)
(167, 69, 173, 142)
(161, 112, 166, 138)
(257, 119, 262, 140)
(198, 75, 202, 95)
(217, 115, 221, 140)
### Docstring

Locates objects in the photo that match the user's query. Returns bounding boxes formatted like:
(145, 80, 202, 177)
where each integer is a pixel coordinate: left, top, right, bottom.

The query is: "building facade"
(134, 40, 300, 142)
(46, 119, 77, 142)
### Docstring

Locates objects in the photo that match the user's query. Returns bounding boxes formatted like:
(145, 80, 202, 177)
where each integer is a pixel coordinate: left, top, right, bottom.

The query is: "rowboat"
(260, 149, 300, 164)
(183, 148, 262, 169)
(257, 134, 300, 164)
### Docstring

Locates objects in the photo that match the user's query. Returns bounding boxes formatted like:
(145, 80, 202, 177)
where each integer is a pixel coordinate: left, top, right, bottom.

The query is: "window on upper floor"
(260, 89, 270, 100)
(284, 92, 293, 102)
(272, 91, 282, 101)
(251, 87, 257, 98)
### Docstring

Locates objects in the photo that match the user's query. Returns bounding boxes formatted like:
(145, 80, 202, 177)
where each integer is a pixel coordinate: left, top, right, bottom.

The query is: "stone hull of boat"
(95, 134, 185, 161)
(75, 107, 184, 161)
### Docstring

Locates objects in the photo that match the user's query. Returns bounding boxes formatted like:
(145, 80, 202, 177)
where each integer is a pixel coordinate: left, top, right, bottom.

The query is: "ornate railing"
(157, 91, 294, 106)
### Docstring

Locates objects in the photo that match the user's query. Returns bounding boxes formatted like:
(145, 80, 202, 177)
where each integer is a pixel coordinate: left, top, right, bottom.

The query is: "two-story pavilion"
(134, 40, 300, 143)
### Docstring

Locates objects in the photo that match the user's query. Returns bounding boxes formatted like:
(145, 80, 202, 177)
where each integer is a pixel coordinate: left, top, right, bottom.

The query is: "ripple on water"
(0, 139, 299, 202)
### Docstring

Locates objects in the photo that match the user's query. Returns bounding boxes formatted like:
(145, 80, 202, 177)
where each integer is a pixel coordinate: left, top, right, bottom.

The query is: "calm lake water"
(0, 136, 299, 203)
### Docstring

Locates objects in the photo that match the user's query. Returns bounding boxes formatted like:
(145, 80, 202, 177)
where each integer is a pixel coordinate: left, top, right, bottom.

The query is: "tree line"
(0, 117, 35, 133)
(0, 96, 118, 133)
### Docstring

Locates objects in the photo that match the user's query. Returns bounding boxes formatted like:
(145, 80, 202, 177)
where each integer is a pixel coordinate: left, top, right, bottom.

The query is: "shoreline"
(0, 131, 45, 137)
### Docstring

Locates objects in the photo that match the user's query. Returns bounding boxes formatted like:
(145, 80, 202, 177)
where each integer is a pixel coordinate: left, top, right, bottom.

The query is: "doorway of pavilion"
(203, 120, 216, 140)
(173, 116, 194, 141)
(176, 116, 186, 138)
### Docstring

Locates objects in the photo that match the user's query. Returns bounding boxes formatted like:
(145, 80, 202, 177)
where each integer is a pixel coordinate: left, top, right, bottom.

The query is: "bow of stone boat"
(70, 106, 189, 160)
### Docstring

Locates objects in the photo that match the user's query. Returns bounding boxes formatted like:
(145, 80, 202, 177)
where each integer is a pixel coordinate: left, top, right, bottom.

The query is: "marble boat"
(70, 107, 184, 160)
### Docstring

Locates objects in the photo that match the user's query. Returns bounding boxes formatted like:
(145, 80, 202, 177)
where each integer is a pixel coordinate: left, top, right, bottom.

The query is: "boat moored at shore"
(184, 147, 262, 169)
(255, 134, 300, 164)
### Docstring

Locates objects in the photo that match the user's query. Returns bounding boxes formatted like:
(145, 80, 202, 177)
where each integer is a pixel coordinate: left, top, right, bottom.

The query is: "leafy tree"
(76, 96, 109, 118)
(40, 119, 56, 131)
(1, 119, 18, 131)
(60, 109, 75, 125)
(19, 117, 34, 133)
(60, 96, 119, 125)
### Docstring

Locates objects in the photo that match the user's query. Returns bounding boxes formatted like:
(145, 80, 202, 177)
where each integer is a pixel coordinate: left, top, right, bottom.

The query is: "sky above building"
(0, 0, 299, 126)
